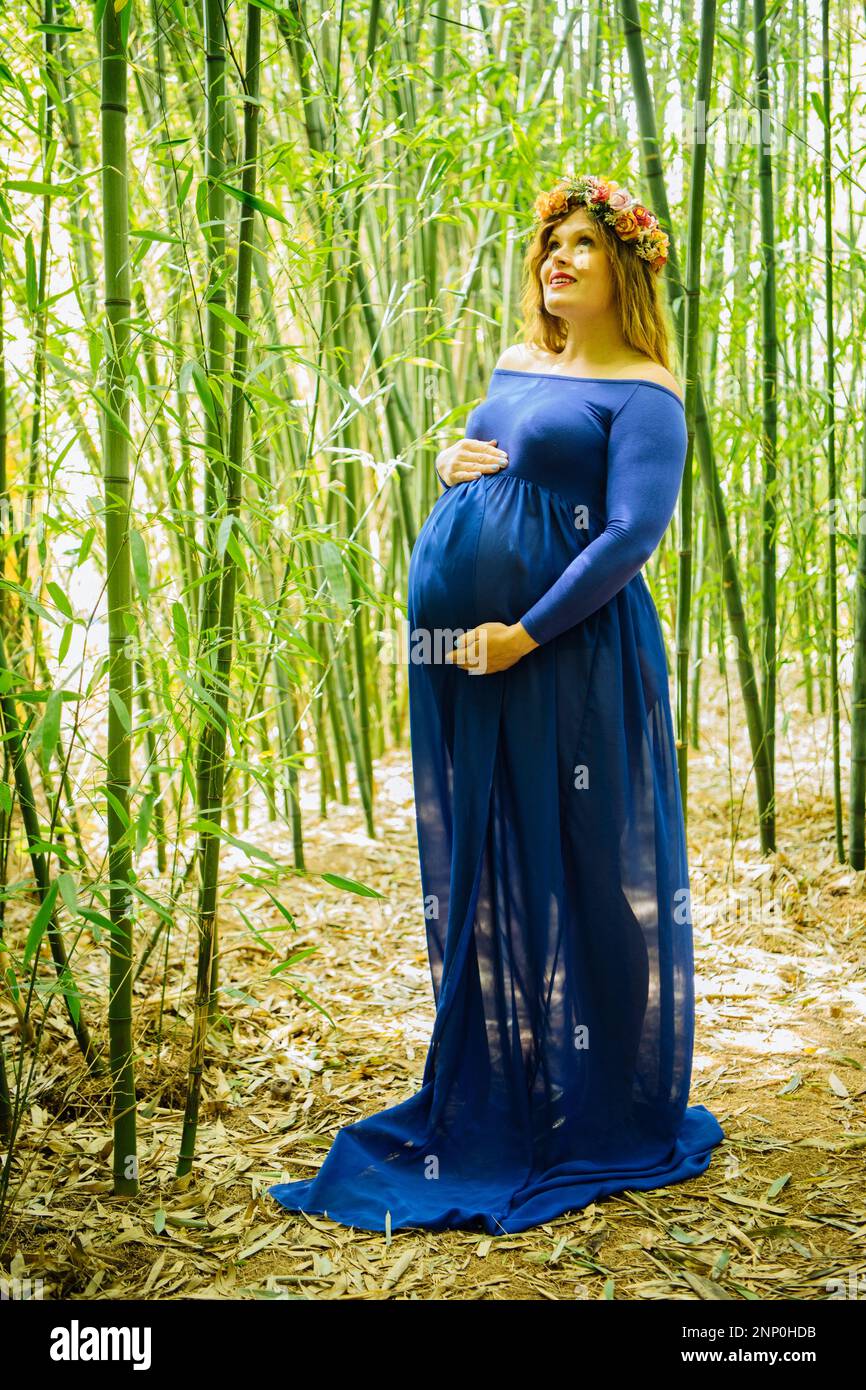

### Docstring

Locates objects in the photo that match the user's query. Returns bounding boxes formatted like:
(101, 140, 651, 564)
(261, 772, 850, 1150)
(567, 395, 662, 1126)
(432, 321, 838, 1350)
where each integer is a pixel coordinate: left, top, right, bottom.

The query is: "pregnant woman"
(270, 173, 725, 1234)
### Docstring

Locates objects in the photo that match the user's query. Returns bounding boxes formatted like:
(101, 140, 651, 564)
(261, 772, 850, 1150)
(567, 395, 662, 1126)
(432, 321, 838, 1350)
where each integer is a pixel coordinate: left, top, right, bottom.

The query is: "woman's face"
(540, 208, 613, 318)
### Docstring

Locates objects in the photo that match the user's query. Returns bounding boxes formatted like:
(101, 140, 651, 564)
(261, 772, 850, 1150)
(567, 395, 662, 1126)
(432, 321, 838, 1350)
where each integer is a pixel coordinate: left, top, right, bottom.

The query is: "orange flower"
(613, 209, 640, 241)
(647, 229, 670, 270)
(534, 186, 570, 220)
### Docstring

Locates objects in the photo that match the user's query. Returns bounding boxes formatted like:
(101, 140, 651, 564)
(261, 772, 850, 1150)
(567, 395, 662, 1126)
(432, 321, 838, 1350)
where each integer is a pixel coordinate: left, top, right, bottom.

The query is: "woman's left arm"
(516, 382, 688, 649)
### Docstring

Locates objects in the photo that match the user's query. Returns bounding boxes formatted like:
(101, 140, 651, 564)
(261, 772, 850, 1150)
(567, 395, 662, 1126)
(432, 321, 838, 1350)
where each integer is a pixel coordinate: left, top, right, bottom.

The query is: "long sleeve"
(518, 383, 687, 647)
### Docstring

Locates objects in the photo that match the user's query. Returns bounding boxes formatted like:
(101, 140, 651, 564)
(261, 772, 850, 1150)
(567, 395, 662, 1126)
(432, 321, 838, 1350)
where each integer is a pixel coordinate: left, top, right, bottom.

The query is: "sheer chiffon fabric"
(269, 369, 724, 1234)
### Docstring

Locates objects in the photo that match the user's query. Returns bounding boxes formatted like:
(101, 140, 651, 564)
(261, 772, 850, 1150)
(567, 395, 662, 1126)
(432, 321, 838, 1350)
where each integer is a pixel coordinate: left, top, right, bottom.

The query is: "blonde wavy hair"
(519, 202, 677, 373)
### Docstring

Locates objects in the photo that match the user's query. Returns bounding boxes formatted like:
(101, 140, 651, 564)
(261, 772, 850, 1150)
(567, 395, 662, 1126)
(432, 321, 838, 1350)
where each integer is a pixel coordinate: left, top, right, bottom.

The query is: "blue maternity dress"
(270, 367, 725, 1234)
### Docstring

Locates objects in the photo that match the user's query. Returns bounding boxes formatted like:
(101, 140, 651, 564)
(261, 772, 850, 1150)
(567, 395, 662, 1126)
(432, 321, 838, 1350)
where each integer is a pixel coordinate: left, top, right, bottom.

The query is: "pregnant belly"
(408, 476, 587, 635)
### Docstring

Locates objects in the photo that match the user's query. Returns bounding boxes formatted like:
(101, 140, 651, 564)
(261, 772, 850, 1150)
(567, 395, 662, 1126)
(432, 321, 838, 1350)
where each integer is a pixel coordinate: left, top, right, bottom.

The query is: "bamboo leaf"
(41, 690, 62, 767)
(270, 946, 320, 975)
(130, 528, 150, 600)
(104, 787, 132, 832)
(215, 179, 289, 226)
(24, 231, 37, 311)
(216, 514, 235, 560)
(257, 885, 297, 930)
(23, 881, 59, 968)
(321, 871, 385, 899)
(321, 541, 351, 610)
(78, 528, 96, 566)
(46, 581, 74, 620)
(220, 985, 260, 1006)
(4, 963, 20, 1005)
(135, 793, 154, 856)
(810, 91, 828, 127)
(172, 602, 190, 663)
(58, 966, 81, 1027)
(0, 579, 59, 628)
(29, 840, 77, 867)
(766, 1172, 791, 1199)
(57, 873, 79, 915)
(58, 622, 73, 665)
(283, 979, 336, 1029)
(109, 689, 132, 735)
(189, 360, 218, 426)
(130, 228, 185, 246)
(128, 883, 175, 927)
(4, 179, 79, 197)
(206, 300, 255, 338)
(190, 818, 281, 867)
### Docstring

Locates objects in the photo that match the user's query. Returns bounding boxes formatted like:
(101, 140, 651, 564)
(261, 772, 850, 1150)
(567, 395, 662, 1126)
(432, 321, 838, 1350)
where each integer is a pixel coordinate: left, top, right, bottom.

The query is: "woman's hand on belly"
(438, 437, 509, 486)
(445, 620, 539, 674)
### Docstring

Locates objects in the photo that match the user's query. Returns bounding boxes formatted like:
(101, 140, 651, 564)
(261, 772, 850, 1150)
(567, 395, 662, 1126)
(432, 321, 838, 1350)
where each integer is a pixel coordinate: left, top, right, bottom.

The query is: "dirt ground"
(1, 670, 865, 1300)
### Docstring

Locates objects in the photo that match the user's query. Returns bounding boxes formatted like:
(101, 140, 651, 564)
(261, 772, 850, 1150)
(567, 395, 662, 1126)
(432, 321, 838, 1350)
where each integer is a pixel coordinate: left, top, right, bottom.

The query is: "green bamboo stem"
(13, 2, 55, 660)
(56, 28, 98, 323)
(199, 0, 228, 646)
(754, 0, 778, 810)
(675, 0, 716, 827)
(0, 630, 102, 1070)
(177, 0, 262, 1177)
(849, 408, 866, 867)
(820, 0, 843, 862)
(134, 657, 168, 875)
(0, 1035, 10, 1143)
(135, 288, 196, 596)
(689, 510, 706, 751)
(100, 0, 138, 1196)
(621, 0, 775, 851)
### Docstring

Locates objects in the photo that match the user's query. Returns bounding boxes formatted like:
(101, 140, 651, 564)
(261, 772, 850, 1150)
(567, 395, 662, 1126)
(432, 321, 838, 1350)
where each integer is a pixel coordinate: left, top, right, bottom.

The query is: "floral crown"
(533, 173, 670, 273)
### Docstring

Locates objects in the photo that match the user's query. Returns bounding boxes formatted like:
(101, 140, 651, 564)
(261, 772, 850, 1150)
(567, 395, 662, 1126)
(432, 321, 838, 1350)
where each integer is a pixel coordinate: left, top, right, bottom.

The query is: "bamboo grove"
(0, 0, 862, 1210)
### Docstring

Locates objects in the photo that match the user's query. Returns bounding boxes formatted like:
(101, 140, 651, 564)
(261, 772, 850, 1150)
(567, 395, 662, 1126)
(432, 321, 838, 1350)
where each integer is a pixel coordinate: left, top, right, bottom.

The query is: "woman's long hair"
(519, 201, 676, 373)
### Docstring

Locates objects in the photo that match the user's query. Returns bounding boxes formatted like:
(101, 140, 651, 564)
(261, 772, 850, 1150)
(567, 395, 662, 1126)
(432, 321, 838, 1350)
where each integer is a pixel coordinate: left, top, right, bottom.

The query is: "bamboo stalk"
(754, 0, 778, 813)
(621, 0, 775, 851)
(820, 0, 843, 862)
(0, 630, 102, 1070)
(675, 0, 717, 826)
(100, 0, 138, 1196)
(177, 0, 262, 1177)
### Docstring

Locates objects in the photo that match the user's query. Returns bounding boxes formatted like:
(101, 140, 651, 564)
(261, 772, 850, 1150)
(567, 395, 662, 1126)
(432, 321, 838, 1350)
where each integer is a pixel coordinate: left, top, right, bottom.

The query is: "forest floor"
(2, 672, 866, 1301)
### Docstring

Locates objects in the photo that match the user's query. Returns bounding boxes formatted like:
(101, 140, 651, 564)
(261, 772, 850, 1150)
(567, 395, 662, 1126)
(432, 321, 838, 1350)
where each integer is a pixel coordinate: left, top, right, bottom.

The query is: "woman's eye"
(549, 237, 591, 255)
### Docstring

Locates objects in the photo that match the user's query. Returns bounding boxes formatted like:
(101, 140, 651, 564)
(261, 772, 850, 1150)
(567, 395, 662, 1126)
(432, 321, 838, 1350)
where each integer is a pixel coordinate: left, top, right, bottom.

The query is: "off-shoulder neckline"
(492, 367, 685, 408)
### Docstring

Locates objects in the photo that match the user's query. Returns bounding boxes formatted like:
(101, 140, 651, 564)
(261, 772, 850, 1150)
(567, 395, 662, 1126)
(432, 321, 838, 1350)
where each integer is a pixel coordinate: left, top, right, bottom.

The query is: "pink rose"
(607, 188, 633, 214)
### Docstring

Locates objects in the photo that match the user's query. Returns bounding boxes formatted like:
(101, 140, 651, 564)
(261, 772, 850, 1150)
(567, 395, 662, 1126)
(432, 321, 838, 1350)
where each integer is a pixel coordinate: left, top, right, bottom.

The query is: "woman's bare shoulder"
(627, 360, 684, 400)
(494, 343, 541, 372)
(493, 345, 684, 399)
